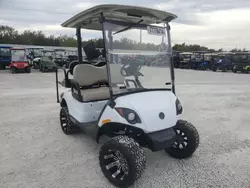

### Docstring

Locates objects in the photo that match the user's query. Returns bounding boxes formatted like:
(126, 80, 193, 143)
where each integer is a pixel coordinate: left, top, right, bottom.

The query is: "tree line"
(0, 25, 248, 52)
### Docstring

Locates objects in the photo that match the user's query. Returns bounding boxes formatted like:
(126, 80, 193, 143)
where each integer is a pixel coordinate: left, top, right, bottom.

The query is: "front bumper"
(146, 127, 176, 152)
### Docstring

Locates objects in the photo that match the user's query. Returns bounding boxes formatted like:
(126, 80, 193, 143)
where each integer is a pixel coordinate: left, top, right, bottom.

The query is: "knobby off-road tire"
(165, 120, 199, 159)
(59, 107, 80, 135)
(99, 136, 146, 187)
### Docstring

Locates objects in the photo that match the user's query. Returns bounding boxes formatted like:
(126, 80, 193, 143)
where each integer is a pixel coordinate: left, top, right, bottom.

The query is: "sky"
(0, 0, 250, 50)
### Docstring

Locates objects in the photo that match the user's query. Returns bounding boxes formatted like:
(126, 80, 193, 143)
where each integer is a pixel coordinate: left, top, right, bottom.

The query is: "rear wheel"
(99, 136, 146, 187)
(212, 66, 217, 72)
(60, 107, 80, 135)
(165, 120, 199, 159)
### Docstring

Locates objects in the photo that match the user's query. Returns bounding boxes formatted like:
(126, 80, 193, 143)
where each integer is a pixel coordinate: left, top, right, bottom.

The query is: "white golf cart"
(56, 4, 199, 187)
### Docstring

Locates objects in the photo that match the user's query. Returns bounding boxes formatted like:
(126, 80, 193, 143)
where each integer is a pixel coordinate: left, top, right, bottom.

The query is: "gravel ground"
(0, 68, 250, 188)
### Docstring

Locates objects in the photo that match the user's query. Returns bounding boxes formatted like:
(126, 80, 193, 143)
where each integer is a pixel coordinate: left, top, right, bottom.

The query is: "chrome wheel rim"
(60, 110, 70, 133)
(103, 149, 129, 180)
(173, 129, 188, 150)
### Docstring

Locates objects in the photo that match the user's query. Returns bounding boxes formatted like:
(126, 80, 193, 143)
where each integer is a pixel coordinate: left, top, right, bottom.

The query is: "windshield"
(43, 51, 54, 57)
(103, 21, 171, 95)
(55, 51, 65, 59)
(180, 54, 191, 61)
(191, 53, 203, 61)
(0, 48, 11, 57)
(11, 49, 26, 61)
(232, 54, 250, 63)
(204, 55, 211, 61)
(33, 49, 42, 57)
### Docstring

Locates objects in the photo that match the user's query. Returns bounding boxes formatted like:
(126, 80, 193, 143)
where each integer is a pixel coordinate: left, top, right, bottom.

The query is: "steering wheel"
(69, 60, 80, 75)
(120, 63, 144, 77)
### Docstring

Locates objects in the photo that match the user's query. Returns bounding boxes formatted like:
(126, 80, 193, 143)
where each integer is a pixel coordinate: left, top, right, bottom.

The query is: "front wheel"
(99, 136, 146, 187)
(165, 120, 199, 159)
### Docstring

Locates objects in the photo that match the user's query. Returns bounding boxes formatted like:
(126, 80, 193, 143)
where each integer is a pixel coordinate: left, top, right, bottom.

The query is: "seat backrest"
(109, 64, 125, 85)
(73, 64, 108, 86)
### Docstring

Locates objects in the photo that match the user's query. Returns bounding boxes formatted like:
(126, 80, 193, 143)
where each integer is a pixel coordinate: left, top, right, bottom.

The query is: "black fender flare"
(96, 122, 146, 144)
(60, 98, 67, 107)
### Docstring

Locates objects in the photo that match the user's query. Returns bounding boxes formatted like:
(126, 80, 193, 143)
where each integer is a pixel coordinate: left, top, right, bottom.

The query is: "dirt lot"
(0, 69, 250, 188)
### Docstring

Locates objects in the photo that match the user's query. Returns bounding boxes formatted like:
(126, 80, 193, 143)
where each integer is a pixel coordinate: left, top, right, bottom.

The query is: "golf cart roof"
(218, 51, 233, 55)
(0, 45, 11, 48)
(61, 4, 177, 30)
(173, 50, 182, 53)
(11, 47, 25, 50)
(27, 47, 44, 49)
(179, 52, 193, 55)
(192, 51, 210, 54)
(232, 52, 250, 55)
(54, 49, 66, 51)
(42, 50, 55, 52)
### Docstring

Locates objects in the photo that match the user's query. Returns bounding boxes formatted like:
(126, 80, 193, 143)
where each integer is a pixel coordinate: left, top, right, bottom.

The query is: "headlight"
(128, 112, 136, 121)
(115, 108, 141, 124)
(176, 98, 183, 115)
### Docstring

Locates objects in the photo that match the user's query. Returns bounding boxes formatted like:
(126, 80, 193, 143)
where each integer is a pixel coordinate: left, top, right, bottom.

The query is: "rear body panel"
(63, 91, 108, 123)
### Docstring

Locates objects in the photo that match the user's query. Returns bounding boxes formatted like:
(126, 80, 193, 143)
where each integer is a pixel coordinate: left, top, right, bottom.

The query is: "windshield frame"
(11, 49, 26, 62)
(101, 14, 174, 97)
(0, 47, 11, 57)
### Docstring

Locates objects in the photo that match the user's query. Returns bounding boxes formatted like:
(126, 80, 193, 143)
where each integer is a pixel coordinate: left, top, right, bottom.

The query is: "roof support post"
(108, 30, 113, 64)
(100, 12, 114, 98)
(166, 23, 175, 95)
(76, 27, 83, 63)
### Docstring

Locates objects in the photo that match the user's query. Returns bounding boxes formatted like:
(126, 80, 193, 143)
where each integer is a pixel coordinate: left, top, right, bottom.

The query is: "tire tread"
(99, 136, 146, 187)
(165, 120, 199, 159)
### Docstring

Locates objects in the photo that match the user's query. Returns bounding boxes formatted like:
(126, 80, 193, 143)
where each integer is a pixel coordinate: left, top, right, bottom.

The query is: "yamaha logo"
(159, 112, 165, 119)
